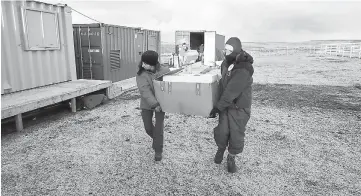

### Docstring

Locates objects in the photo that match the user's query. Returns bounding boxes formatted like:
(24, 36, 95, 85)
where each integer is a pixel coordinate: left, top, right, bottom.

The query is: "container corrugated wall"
(108, 27, 161, 82)
(1, 0, 77, 95)
(106, 25, 139, 82)
(73, 23, 161, 83)
(142, 29, 161, 54)
(175, 31, 191, 45)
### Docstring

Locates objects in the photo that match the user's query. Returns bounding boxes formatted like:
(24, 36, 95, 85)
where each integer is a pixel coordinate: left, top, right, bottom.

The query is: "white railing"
(160, 42, 361, 59)
(316, 43, 361, 58)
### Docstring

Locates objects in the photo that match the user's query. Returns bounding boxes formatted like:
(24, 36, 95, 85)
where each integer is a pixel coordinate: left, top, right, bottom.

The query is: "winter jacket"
(216, 51, 254, 112)
(221, 50, 253, 74)
(136, 64, 170, 110)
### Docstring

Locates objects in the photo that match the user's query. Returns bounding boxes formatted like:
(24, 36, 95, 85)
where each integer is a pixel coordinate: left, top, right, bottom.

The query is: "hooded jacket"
(216, 50, 254, 112)
(136, 63, 170, 110)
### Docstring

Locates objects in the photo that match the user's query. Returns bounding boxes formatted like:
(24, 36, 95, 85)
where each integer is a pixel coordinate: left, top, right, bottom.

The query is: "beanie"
(141, 50, 159, 66)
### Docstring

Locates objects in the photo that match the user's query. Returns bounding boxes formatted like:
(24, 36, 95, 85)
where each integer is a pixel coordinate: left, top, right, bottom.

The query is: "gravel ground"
(2, 82, 361, 195)
(2, 53, 361, 195)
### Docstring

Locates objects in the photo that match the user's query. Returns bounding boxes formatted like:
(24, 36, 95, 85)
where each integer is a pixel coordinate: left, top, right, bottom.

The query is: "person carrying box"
(136, 50, 170, 162)
(209, 37, 254, 173)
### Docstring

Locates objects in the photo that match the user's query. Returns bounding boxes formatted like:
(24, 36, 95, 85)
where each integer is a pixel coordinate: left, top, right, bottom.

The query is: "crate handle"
(168, 82, 172, 94)
(160, 81, 165, 92)
(196, 83, 201, 96)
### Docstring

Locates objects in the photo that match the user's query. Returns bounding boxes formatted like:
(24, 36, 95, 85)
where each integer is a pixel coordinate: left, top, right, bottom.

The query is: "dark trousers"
(141, 109, 165, 153)
(213, 108, 250, 155)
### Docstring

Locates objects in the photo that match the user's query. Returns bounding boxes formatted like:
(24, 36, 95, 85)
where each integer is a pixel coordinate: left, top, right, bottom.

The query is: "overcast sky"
(44, 0, 361, 42)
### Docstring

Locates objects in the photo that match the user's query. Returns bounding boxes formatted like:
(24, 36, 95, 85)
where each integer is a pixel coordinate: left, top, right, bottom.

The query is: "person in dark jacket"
(209, 37, 254, 173)
(136, 50, 170, 161)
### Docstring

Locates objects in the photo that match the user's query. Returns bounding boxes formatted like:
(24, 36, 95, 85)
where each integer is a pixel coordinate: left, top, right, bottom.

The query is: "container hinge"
(160, 81, 165, 92)
(168, 82, 172, 94)
(196, 83, 201, 96)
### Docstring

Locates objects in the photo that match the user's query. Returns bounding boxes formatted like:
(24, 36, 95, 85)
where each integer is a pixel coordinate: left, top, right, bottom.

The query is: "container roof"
(72, 23, 159, 32)
(27, 0, 67, 7)
(175, 30, 210, 33)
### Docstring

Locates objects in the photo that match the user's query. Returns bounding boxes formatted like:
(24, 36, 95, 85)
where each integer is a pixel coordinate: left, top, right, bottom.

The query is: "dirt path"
(2, 83, 360, 195)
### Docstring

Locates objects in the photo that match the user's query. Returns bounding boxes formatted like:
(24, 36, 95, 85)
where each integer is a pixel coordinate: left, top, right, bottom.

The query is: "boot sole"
(155, 155, 162, 161)
(214, 159, 223, 164)
(227, 163, 237, 173)
(214, 150, 225, 164)
(227, 167, 237, 173)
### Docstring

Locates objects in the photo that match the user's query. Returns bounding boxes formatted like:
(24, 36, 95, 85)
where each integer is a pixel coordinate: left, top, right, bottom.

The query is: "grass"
(2, 53, 361, 195)
(253, 83, 361, 111)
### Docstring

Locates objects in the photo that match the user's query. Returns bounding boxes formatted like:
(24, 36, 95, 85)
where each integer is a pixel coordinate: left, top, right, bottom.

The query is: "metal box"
(153, 74, 220, 117)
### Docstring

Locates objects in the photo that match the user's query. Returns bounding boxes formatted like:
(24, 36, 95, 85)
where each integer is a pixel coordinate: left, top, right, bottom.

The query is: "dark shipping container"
(73, 23, 161, 82)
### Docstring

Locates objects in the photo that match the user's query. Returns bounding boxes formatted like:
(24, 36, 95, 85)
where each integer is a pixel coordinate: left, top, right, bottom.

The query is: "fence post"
(350, 46, 353, 58)
(341, 46, 344, 57)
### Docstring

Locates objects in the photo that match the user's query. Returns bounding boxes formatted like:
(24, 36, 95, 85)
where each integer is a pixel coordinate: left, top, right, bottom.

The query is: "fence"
(160, 42, 361, 63)
(308, 43, 361, 59)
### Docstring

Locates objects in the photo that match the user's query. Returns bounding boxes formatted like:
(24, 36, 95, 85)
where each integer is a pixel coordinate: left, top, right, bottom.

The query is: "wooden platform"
(1, 79, 112, 131)
(107, 77, 137, 99)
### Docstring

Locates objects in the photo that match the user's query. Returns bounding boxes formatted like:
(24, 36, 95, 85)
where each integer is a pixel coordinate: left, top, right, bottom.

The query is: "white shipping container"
(175, 30, 225, 66)
(1, 0, 77, 95)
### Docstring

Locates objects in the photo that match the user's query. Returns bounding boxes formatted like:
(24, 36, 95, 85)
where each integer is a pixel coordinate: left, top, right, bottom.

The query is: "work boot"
(227, 154, 237, 173)
(214, 148, 226, 164)
(155, 152, 162, 162)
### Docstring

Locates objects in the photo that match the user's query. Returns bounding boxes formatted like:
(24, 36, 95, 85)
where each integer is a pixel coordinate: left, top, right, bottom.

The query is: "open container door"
(204, 31, 216, 66)
(215, 34, 225, 61)
(175, 31, 191, 46)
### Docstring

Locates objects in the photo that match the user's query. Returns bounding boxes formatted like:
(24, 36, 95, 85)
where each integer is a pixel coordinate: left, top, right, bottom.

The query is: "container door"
(175, 31, 190, 45)
(77, 27, 103, 80)
(204, 31, 216, 66)
(135, 32, 144, 63)
(73, 28, 82, 79)
(148, 35, 157, 51)
(175, 31, 190, 53)
(215, 34, 225, 61)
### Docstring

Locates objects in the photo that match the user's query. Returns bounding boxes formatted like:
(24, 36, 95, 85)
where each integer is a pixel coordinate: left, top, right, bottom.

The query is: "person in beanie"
(209, 37, 254, 173)
(136, 50, 170, 161)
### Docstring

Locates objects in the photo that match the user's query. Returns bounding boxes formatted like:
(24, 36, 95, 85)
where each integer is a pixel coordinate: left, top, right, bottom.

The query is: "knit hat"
(226, 37, 242, 54)
(141, 50, 159, 66)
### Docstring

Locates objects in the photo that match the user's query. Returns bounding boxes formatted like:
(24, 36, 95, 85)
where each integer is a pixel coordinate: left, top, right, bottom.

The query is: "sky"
(42, 0, 361, 43)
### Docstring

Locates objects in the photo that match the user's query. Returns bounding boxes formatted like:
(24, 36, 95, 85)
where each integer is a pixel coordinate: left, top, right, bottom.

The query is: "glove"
(154, 105, 162, 112)
(209, 107, 220, 118)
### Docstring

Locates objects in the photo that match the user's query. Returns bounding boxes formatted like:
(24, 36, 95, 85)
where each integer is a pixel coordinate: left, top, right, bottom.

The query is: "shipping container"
(1, 0, 77, 95)
(175, 30, 225, 66)
(73, 23, 161, 82)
